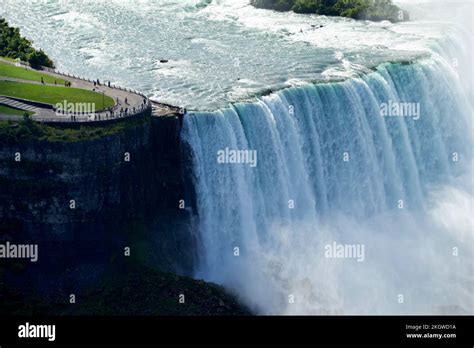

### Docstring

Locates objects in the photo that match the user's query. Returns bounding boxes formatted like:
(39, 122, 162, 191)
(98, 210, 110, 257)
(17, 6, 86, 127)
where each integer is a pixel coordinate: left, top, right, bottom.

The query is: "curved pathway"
(0, 58, 178, 122)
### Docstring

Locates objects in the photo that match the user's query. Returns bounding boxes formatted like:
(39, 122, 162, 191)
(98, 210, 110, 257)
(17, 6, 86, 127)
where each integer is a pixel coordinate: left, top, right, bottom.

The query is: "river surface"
(1, 0, 473, 315)
(1, 0, 470, 110)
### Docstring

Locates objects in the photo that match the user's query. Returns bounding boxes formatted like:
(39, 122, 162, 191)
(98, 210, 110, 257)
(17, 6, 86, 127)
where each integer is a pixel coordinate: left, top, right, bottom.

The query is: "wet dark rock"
(0, 114, 245, 315)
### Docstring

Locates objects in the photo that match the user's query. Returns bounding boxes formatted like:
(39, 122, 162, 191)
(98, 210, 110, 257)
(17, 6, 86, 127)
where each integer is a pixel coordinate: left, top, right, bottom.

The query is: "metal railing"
(36, 108, 150, 124)
(51, 103, 151, 122)
(4, 59, 156, 123)
(14, 60, 148, 98)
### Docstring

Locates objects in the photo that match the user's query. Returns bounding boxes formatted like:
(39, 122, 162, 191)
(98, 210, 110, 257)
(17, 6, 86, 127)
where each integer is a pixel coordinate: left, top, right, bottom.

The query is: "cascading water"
(181, 55, 473, 314)
(1, 0, 472, 317)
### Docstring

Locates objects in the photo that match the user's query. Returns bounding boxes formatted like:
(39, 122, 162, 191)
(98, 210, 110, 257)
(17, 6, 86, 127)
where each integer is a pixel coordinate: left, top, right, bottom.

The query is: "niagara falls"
(0, 0, 473, 342)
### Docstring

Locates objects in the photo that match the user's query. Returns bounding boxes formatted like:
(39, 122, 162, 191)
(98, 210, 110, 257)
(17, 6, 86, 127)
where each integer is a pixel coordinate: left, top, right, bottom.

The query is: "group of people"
(64, 102, 148, 123)
(93, 79, 112, 88)
(37, 72, 151, 122)
(40, 77, 71, 87)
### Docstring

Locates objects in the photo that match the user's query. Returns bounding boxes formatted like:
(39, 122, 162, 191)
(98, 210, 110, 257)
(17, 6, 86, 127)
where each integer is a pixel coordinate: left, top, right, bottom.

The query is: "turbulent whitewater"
(180, 0, 474, 313)
(2, 0, 472, 314)
(182, 56, 473, 314)
(2, 0, 471, 109)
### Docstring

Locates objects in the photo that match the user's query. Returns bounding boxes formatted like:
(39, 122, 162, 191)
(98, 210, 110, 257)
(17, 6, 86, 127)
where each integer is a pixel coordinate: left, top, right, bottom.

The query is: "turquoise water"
(2, 0, 473, 314)
(182, 57, 473, 314)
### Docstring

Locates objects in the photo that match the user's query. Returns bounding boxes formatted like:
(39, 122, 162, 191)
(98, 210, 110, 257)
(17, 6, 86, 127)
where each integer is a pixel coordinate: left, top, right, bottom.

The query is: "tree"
(251, 0, 408, 22)
(0, 18, 55, 67)
(27, 50, 54, 68)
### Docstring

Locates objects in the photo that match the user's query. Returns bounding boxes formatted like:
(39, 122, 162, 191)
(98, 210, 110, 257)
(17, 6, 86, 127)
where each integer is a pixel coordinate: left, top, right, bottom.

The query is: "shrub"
(251, 0, 408, 22)
(0, 18, 55, 68)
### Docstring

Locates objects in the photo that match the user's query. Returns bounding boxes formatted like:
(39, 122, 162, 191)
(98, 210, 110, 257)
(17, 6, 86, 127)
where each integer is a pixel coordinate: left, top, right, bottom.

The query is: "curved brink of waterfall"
(181, 40, 474, 315)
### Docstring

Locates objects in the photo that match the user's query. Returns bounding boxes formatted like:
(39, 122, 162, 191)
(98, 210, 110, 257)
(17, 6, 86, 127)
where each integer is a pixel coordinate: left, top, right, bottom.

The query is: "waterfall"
(181, 56, 473, 314)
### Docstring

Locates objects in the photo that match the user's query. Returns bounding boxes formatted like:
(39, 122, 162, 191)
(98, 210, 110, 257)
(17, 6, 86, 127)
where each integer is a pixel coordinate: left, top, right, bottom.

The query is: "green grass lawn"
(0, 61, 65, 84)
(0, 105, 33, 116)
(0, 81, 115, 111)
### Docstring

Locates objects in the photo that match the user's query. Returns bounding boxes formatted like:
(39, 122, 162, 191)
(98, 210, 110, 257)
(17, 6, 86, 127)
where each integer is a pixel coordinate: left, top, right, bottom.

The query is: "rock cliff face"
(0, 113, 199, 295)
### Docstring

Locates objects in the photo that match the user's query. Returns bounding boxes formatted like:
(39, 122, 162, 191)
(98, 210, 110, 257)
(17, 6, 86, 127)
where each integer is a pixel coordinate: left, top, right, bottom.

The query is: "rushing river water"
(2, 0, 473, 314)
(1, 0, 471, 110)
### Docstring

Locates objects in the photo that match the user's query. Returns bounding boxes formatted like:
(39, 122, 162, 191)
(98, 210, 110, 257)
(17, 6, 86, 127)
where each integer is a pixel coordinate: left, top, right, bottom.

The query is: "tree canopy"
(0, 18, 54, 68)
(251, 0, 409, 22)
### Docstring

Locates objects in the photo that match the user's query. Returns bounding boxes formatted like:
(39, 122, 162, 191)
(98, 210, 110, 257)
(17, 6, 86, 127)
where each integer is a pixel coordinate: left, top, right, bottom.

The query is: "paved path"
(0, 76, 62, 86)
(0, 58, 178, 123)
